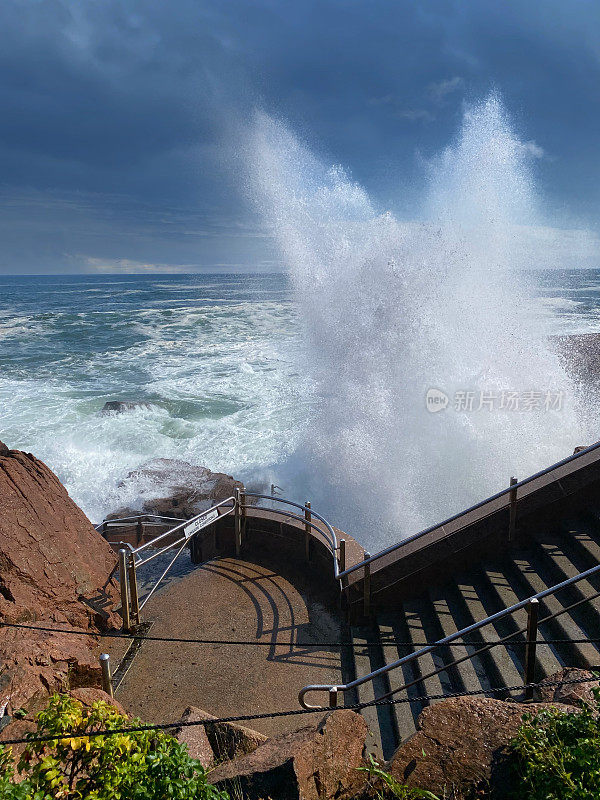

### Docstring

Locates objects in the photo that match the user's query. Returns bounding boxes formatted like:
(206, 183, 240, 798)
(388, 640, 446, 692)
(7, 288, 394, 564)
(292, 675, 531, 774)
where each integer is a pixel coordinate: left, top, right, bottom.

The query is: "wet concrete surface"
(115, 554, 347, 736)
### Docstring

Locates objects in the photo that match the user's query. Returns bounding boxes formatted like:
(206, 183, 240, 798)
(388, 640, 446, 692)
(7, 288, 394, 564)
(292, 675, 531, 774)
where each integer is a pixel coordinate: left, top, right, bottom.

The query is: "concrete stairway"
(345, 511, 600, 758)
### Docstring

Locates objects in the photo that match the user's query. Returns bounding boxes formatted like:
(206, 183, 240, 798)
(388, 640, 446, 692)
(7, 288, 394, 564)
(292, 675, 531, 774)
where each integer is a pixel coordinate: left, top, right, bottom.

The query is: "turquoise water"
(0, 270, 599, 535)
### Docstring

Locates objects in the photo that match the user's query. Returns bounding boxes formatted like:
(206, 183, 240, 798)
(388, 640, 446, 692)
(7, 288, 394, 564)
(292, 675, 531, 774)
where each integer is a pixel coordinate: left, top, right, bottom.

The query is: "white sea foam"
(245, 94, 596, 548)
(0, 289, 304, 522)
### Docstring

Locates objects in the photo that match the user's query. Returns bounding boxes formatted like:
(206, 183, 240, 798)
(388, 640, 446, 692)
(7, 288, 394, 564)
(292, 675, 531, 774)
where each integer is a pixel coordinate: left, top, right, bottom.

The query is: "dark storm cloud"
(0, 0, 599, 272)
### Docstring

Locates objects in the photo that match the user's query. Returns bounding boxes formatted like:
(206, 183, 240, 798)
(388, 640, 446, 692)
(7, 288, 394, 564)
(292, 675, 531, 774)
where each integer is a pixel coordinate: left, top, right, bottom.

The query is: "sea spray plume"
(246, 96, 586, 548)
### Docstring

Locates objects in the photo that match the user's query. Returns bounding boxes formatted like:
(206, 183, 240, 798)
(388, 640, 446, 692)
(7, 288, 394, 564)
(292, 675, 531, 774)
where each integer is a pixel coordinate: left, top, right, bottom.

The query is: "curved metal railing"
(106, 490, 343, 629)
(242, 492, 342, 581)
(337, 439, 600, 581)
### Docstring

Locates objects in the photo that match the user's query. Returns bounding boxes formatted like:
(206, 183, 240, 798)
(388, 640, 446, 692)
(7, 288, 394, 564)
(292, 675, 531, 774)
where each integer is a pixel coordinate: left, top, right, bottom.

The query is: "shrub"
(0, 693, 229, 800)
(358, 754, 440, 799)
(508, 686, 600, 799)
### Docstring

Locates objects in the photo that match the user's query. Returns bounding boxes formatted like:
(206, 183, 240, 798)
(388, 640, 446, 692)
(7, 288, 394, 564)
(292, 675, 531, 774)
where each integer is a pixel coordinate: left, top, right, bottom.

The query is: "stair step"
(528, 540, 600, 658)
(445, 576, 525, 695)
(402, 597, 451, 700)
(477, 562, 563, 680)
(349, 624, 394, 760)
(555, 516, 600, 572)
(506, 552, 600, 669)
(560, 516, 600, 570)
(376, 613, 417, 744)
(427, 588, 489, 696)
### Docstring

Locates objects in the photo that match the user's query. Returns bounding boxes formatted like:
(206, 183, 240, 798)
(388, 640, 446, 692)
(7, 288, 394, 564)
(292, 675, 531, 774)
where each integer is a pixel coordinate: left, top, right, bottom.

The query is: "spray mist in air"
(246, 93, 590, 550)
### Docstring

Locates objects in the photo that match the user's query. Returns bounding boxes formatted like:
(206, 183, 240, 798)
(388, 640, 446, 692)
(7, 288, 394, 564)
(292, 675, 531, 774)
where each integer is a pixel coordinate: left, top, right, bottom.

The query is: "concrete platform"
(115, 554, 348, 737)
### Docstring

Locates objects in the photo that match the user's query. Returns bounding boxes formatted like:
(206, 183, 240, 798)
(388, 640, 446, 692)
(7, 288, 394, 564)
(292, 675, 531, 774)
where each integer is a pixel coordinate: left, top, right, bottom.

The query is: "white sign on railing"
(183, 508, 219, 540)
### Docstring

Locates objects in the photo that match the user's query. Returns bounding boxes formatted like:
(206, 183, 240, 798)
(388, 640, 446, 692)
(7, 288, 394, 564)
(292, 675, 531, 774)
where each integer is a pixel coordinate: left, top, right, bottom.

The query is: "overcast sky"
(1, 0, 600, 274)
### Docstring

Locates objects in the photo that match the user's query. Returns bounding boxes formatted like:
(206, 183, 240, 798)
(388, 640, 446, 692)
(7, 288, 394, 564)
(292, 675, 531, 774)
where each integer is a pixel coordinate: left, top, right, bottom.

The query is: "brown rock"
(107, 459, 246, 520)
(0, 688, 128, 766)
(0, 445, 120, 709)
(69, 687, 128, 716)
(173, 708, 216, 769)
(179, 706, 267, 762)
(209, 709, 368, 800)
(387, 696, 578, 799)
(0, 716, 38, 765)
(537, 667, 599, 707)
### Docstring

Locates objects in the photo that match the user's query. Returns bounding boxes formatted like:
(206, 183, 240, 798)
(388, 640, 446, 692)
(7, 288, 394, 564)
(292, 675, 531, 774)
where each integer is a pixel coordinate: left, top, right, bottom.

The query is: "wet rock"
(209, 709, 368, 800)
(537, 667, 599, 707)
(387, 696, 578, 799)
(107, 459, 245, 520)
(0, 444, 120, 709)
(179, 706, 267, 763)
(101, 400, 153, 414)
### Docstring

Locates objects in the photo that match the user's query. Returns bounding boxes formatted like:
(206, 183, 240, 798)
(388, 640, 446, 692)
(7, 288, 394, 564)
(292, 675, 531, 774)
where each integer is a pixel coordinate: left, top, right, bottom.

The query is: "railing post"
(304, 501, 311, 562)
(128, 552, 140, 627)
(509, 476, 518, 543)
(118, 548, 131, 632)
(363, 551, 371, 618)
(241, 485, 246, 537)
(136, 518, 144, 545)
(524, 597, 539, 700)
(100, 653, 114, 698)
(329, 686, 339, 708)
(338, 539, 346, 573)
(234, 487, 241, 556)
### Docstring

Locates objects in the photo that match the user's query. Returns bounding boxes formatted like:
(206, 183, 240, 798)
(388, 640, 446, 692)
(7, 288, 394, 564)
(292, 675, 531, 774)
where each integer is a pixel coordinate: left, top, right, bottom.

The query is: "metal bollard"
(329, 686, 339, 708)
(234, 487, 241, 556)
(304, 501, 311, 562)
(128, 552, 140, 627)
(363, 551, 372, 618)
(118, 548, 131, 632)
(524, 597, 539, 700)
(509, 477, 518, 543)
(338, 539, 346, 573)
(100, 653, 114, 698)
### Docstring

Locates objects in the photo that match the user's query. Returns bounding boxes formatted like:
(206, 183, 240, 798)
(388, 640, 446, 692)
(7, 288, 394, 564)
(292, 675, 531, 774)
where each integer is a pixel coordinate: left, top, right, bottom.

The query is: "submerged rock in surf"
(100, 400, 153, 414)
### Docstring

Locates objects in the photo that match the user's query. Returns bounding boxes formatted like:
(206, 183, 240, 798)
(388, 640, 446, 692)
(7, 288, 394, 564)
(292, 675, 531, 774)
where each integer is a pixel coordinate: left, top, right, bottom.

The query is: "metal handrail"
(95, 514, 186, 532)
(338, 439, 600, 580)
(134, 498, 235, 566)
(115, 490, 341, 630)
(298, 556, 600, 709)
(243, 492, 340, 579)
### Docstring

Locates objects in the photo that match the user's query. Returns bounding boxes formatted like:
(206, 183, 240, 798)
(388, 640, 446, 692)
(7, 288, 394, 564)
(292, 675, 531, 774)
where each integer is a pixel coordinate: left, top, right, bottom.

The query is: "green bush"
(0, 694, 229, 800)
(358, 754, 440, 800)
(508, 686, 600, 799)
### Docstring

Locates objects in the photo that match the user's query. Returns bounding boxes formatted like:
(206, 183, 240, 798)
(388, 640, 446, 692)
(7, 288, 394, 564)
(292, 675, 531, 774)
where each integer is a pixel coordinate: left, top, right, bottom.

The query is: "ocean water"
(0, 273, 306, 523)
(0, 269, 599, 542)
